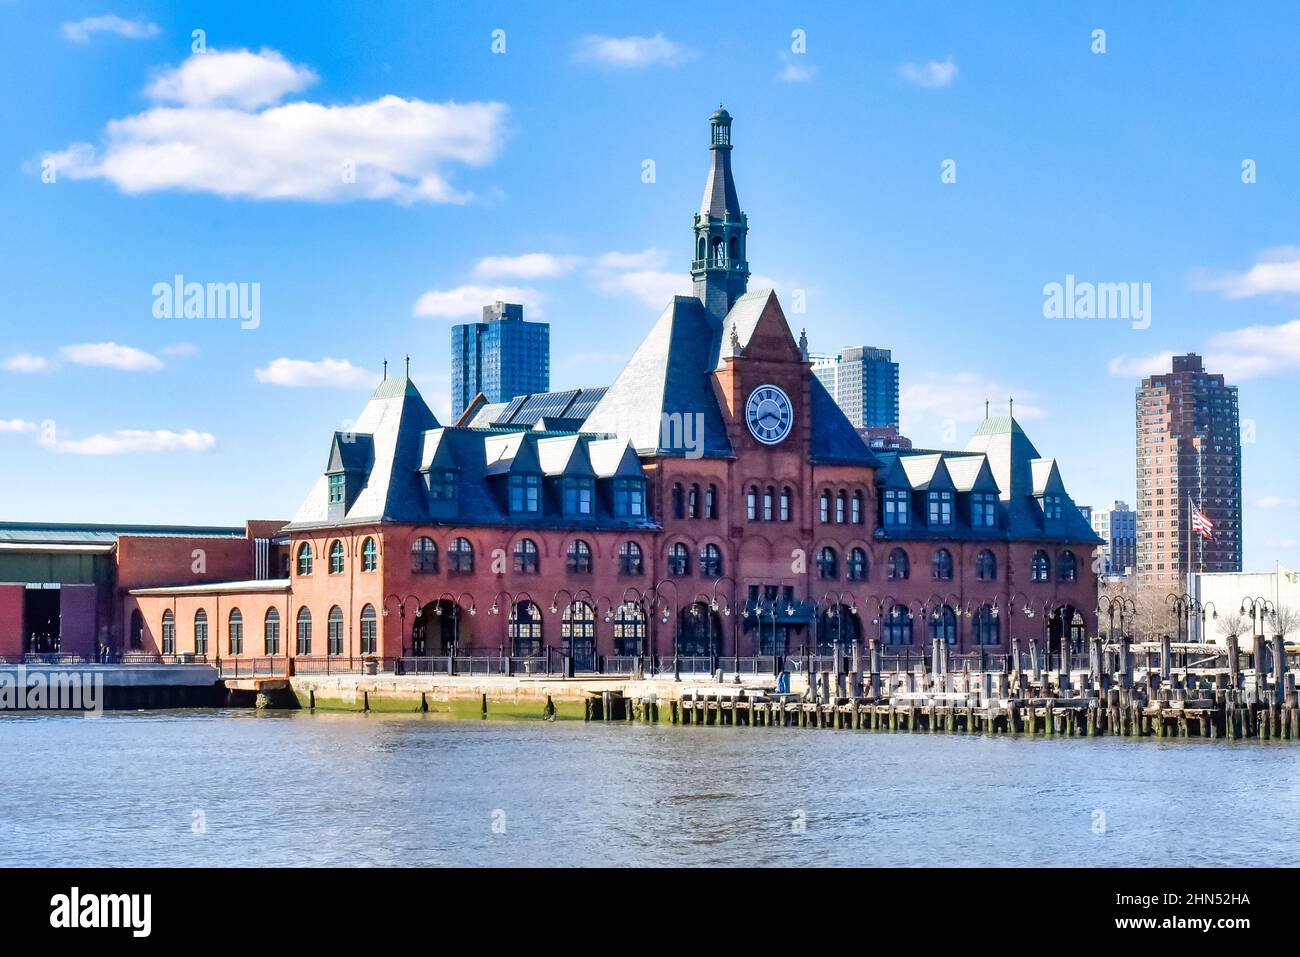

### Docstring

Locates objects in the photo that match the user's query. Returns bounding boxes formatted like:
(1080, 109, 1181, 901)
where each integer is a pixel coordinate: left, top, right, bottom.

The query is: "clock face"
(745, 384, 794, 445)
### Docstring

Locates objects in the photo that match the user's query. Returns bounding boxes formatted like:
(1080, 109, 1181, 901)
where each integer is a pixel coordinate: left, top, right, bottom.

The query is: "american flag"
(1191, 504, 1214, 540)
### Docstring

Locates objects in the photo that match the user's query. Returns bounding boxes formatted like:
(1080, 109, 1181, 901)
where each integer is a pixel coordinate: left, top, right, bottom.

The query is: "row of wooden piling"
(668, 690, 1300, 740)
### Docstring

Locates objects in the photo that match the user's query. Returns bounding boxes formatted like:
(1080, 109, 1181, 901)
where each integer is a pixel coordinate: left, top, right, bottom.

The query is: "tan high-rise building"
(1135, 353, 1242, 591)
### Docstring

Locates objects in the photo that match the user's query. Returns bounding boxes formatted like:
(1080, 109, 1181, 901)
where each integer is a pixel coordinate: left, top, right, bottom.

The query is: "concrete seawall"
(288, 673, 786, 719)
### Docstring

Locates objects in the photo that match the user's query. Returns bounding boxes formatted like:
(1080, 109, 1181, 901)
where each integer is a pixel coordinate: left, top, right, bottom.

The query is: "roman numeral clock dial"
(745, 384, 793, 445)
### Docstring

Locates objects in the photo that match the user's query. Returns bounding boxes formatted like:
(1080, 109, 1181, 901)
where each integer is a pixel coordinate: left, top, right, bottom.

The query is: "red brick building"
(109, 108, 1101, 666)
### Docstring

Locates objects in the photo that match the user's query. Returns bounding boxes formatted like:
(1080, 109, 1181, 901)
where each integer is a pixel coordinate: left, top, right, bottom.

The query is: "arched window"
(697, 236, 707, 261)
(329, 539, 345, 575)
(411, 536, 438, 573)
(780, 487, 792, 522)
(264, 608, 280, 656)
(835, 491, 847, 524)
(883, 604, 914, 646)
(1058, 550, 1078, 582)
(887, 548, 910, 581)
(296, 542, 313, 576)
(820, 490, 832, 523)
(688, 484, 699, 519)
(614, 601, 646, 655)
(705, 485, 717, 519)
(509, 601, 543, 656)
(161, 609, 175, 655)
(672, 483, 685, 519)
(932, 548, 954, 581)
(513, 538, 539, 574)
(295, 607, 312, 655)
(194, 609, 208, 656)
(362, 537, 378, 572)
(566, 539, 592, 574)
(973, 604, 1000, 646)
(747, 485, 758, 521)
(847, 547, 868, 581)
(976, 549, 997, 581)
(1032, 550, 1050, 582)
(929, 605, 957, 645)
(668, 542, 690, 576)
(449, 537, 474, 573)
(360, 604, 378, 655)
(700, 543, 723, 578)
(851, 491, 863, 525)
(817, 546, 838, 579)
(763, 486, 774, 521)
(561, 601, 596, 671)
(228, 608, 244, 655)
(619, 541, 644, 575)
(327, 606, 344, 656)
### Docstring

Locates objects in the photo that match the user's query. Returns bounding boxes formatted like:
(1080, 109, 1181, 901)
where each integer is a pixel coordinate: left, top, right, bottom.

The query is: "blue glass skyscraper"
(451, 302, 550, 418)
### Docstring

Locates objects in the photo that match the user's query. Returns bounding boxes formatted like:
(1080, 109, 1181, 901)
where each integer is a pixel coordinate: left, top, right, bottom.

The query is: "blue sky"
(2, 2, 1298, 569)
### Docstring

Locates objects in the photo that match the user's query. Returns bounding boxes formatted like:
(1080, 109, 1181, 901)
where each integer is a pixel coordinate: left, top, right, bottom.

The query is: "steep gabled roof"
(944, 454, 998, 493)
(287, 377, 439, 528)
(899, 453, 954, 491)
(581, 296, 732, 458)
(588, 438, 642, 478)
(809, 375, 880, 466)
(536, 434, 596, 477)
(963, 415, 1041, 502)
(327, 432, 375, 474)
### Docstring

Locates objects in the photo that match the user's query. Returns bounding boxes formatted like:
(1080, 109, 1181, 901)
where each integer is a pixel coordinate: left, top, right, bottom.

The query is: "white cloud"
(61, 342, 162, 371)
(62, 15, 160, 44)
(903, 372, 1046, 426)
(44, 48, 506, 204)
(3, 353, 51, 373)
(472, 253, 580, 280)
(145, 48, 317, 109)
(593, 249, 670, 271)
(0, 419, 38, 433)
(1193, 247, 1300, 299)
(573, 33, 695, 69)
(254, 357, 377, 389)
(412, 284, 543, 319)
(54, 429, 216, 455)
(1203, 318, 1300, 380)
(595, 270, 691, 308)
(899, 56, 959, 88)
(1106, 351, 1174, 378)
(777, 54, 815, 83)
(1257, 495, 1298, 510)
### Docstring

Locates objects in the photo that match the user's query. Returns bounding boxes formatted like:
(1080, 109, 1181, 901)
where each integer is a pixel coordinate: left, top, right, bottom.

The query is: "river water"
(2, 711, 1296, 867)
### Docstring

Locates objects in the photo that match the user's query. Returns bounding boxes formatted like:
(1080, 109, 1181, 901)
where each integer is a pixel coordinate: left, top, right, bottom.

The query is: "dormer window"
(327, 473, 345, 505)
(928, 491, 953, 526)
(614, 478, 645, 518)
(430, 470, 456, 501)
(1042, 494, 1063, 520)
(972, 492, 997, 527)
(509, 474, 541, 514)
(562, 477, 593, 515)
(884, 489, 909, 526)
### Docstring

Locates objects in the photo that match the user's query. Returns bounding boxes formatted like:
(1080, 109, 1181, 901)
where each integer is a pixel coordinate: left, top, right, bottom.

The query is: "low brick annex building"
(112, 108, 1100, 667)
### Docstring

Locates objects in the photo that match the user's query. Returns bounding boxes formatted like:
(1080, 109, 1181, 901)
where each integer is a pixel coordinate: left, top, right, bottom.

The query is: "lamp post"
(709, 575, 738, 663)
(488, 589, 535, 662)
(1241, 596, 1275, 670)
(647, 578, 680, 678)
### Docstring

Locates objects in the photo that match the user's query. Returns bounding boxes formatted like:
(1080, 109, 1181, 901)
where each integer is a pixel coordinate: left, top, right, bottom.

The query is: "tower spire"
(691, 106, 749, 322)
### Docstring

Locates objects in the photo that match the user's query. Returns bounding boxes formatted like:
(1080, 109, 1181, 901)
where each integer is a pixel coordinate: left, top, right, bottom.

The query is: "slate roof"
(700, 138, 742, 219)
(288, 376, 653, 531)
(582, 296, 732, 458)
(287, 376, 439, 529)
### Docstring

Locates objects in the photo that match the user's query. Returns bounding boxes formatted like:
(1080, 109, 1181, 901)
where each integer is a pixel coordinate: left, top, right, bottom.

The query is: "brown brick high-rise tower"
(1135, 353, 1242, 591)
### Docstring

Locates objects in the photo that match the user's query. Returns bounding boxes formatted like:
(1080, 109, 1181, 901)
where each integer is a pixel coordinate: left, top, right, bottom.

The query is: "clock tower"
(691, 106, 750, 323)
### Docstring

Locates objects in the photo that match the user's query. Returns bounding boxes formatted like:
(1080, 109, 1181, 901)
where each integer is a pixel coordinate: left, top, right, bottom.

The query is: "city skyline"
(2, 3, 1299, 572)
